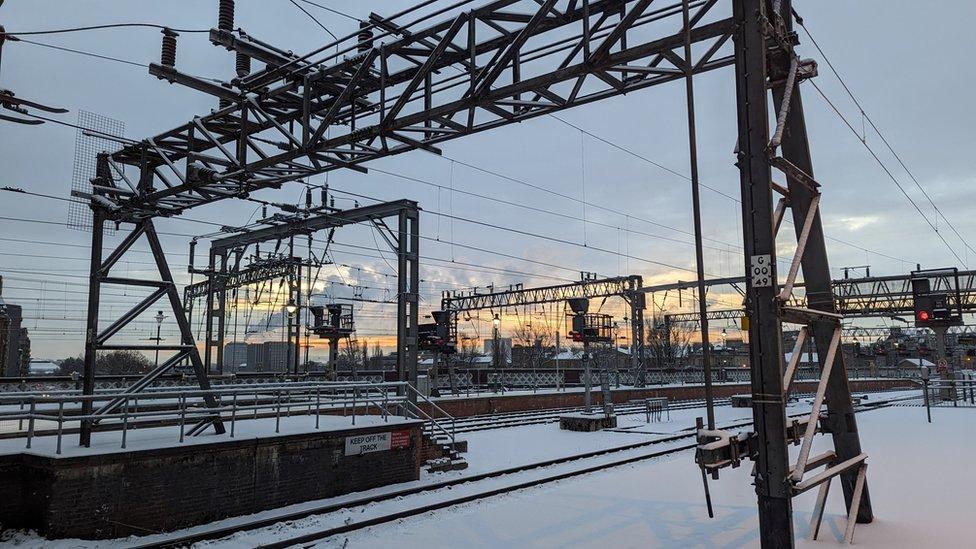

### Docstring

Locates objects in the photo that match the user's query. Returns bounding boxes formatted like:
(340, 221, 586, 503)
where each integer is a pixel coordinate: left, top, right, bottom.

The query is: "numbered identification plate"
(750, 254, 773, 287)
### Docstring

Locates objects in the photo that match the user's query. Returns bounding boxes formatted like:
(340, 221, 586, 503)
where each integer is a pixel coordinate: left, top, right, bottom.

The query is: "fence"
(0, 380, 456, 455)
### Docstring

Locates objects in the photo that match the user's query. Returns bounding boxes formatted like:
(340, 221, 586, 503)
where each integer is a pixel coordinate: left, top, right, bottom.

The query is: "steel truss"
(192, 199, 419, 384)
(663, 269, 976, 326)
(73, 1, 872, 544)
(89, 0, 736, 223)
(80, 183, 225, 446)
(696, 0, 872, 545)
(440, 275, 646, 384)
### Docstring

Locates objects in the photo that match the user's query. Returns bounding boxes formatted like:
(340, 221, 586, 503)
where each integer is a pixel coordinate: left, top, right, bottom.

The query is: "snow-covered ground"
(5, 390, 956, 549)
(0, 413, 417, 458)
(288, 405, 974, 549)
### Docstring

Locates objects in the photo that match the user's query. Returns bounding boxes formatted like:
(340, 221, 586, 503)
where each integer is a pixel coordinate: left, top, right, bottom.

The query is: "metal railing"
(0, 381, 456, 455)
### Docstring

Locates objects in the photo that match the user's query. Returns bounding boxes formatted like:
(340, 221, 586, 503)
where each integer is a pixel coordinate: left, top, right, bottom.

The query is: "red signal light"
(918, 310, 930, 321)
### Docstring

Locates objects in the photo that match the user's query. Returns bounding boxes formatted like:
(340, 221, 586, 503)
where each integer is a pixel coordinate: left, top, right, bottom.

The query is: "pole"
(154, 316, 162, 368)
(682, 0, 715, 432)
(556, 330, 561, 391)
(583, 340, 592, 413)
(80, 208, 105, 447)
(733, 0, 794, 544)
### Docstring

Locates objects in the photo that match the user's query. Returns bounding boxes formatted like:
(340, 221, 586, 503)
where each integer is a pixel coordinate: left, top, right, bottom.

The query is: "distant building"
(27, 359, 60, 376)
(0, 285, 28, 377)
(223, 342, 248, 371)
(262, 341, 297, 372)
(483, 338, 512, 365)
(233, 341, 297, 372)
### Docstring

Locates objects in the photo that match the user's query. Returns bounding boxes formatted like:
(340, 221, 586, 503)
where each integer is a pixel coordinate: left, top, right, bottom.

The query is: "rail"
(0, 381, 458, 455)
(402, 384, 456, 447)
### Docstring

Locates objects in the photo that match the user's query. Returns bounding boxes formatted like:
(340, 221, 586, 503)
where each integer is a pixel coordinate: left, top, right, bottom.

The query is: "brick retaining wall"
(420, 379, 913, 417)
(0, 421, 423, 540)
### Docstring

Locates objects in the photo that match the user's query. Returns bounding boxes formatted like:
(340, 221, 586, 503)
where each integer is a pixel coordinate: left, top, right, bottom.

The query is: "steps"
(422, 431, 468, 473)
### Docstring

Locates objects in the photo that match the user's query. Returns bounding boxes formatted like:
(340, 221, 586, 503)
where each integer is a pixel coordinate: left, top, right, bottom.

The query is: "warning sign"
(345, 432, 391, 456)
(391, 429, 411, 449)
(345, 430, 412, 456)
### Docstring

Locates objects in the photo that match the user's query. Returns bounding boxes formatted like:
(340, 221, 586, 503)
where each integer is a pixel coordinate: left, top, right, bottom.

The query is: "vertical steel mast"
(696, 1, 874, 546)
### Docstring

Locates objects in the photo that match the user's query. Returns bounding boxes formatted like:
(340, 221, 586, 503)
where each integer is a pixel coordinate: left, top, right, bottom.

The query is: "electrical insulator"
(235, 52, 251, 77)
(188, 240, 197, 271)
(95, 153, 111, 182)
(218, 0, 235, 32)
(218, 83, 234, 109)
(160, 28, 178, 67)
(357, 21, 373, 53)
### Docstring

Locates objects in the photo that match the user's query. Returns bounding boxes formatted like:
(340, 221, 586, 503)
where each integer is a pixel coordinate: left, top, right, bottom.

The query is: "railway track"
(134, 394, 911, 549)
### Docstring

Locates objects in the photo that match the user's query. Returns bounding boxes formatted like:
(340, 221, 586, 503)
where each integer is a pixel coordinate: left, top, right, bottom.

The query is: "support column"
(215, 251, 228, 374)
(682, 0, 715, 431)
(732, 0, 793, 545)
(630, 293, 645, 387)
(397, 207, 420, 402)
(80, 208, 105, 447)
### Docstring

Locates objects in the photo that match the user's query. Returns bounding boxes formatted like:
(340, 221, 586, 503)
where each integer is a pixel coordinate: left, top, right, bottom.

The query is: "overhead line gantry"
(73, 2, 873, 545)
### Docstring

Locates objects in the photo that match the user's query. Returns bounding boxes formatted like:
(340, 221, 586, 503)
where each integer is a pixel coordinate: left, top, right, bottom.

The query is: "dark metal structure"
(309, 303, 356, 372)
(440, 274, 646, 384)
(191, 199, 419, 381)
(696, 1, 872, 545)
(73, 1, 874, 544)
(663, 268, 976, 326)
(185, 254, 303, 373)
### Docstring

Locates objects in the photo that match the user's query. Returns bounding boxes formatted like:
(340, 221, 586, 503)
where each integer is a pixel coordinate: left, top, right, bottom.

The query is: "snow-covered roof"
(784, 351, 819, 363)
(898, 358, 934, 367)
(28, 360, 60, 375)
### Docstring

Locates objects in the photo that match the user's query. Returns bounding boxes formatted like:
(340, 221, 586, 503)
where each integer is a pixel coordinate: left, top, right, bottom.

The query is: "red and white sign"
(391, 429, 411, 449)
(345, 430, 412, 456)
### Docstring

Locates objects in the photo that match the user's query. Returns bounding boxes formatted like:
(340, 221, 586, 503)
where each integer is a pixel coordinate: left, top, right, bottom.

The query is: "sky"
(1, 0, 975, 361)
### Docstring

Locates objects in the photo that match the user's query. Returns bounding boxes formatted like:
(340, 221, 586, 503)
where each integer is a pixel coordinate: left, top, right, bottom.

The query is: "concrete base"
(559, 413, 618, 431)
(730, 394, 753, 408)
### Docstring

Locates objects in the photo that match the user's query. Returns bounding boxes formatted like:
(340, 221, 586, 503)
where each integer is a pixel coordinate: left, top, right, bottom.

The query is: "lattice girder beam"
(96, 0, 735, 222)
(441, 275, 643, 312)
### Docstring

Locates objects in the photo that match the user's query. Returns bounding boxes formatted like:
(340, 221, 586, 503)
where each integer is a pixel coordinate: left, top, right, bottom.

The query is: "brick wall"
(419, 379, 914, 417)
(0, 421, 423, 540)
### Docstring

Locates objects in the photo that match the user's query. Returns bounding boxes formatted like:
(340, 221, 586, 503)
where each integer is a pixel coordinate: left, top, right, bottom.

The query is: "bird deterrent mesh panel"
(68, 110, 125, 231)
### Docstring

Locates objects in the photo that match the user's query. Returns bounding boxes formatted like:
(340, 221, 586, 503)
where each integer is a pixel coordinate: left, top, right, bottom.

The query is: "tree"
(58, 356, 84, 375)
(456, 335, 480, 368)
(59, 350, 154, 376)
(512, 321, 553, 369)
(645, 314, 693, 369)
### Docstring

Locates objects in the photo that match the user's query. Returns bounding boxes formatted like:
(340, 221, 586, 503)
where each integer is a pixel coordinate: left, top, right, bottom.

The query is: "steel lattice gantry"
(74, 2, 872, 544)
(88, 0, 737, 223)
(80, 0, 738, 446)
(662, 269, 976, 326)
(440, 275, 646, 383)
(191, 199, 420, 382)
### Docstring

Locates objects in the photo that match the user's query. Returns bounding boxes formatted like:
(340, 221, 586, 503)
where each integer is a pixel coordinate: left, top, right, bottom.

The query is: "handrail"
(0, 380, 416, 455)
(405, 384, 457, 445)
(402, 399, 455, 447)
